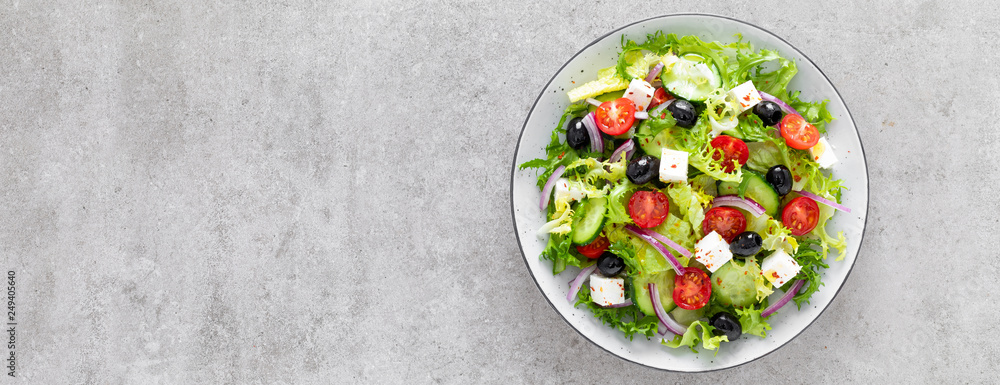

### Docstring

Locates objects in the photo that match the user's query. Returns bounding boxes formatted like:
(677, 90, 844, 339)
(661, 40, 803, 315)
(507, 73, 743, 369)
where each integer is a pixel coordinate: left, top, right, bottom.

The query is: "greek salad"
(520, 32, 849, 353)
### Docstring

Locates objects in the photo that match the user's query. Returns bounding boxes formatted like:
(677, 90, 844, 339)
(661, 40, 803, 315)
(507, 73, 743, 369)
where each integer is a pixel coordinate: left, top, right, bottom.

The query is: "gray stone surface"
(1, 1, 997, 383)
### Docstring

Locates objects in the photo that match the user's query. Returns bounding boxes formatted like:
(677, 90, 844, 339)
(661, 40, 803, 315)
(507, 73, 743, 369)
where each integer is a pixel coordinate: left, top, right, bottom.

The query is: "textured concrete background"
(1, 0, 998, 383)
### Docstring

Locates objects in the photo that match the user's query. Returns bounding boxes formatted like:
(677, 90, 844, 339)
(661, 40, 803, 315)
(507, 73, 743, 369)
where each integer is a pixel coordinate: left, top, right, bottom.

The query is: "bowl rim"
(508, 12, 869, 372)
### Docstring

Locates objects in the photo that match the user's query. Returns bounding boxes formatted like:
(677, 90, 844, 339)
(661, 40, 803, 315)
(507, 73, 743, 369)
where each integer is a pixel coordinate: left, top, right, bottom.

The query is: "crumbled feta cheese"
(809, 137, 838, 169)
(553, 178, 585, 203)
(659, 148, 689, 183)
(761, 248, 802, 287)
(694, 231, 733, 273)
(623, 78, 656, 112)
(728, 81, 763, 113)
(589, 274, 625, 307)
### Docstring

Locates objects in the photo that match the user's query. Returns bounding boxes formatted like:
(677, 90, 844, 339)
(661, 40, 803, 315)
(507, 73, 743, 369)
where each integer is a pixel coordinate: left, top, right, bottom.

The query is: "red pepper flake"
(742, 95, 750, 101)
(716, 278, 722, 285)
(571, 81, 576, 84)
(628, 92, 634, 95)
(558, 151, 565, 160)
(771, 271, 780, 279)
(671, 165, 677, 169)
(793, 175, 802, 182)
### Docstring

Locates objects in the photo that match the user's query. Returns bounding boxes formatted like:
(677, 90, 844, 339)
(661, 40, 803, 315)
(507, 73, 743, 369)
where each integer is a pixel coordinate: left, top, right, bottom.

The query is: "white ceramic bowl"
(510, 14, 868, 372)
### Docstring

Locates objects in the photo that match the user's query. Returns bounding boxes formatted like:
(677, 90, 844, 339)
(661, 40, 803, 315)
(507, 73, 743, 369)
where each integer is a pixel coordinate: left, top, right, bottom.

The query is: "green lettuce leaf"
(811, 202, 847, 261)
(605, 181, 640, 226)
(670, 120, 743, 183)
(789, 238, 829, 307)
(576, 283, 659, 340)
(735, 304, 772, 338)
(519, 103, 590, 189)
(566, 67, 630, 102)
(539, 233, 585, 274)
(663, 320, 728, 353)
(665, 182, 712, 238)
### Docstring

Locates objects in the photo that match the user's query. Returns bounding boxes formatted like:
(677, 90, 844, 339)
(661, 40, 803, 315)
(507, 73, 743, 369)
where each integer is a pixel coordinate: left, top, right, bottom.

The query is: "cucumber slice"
(570, 197, 608, 245)
(659, 54, 721, 103)
(635, 121, 678, 157)
(670, 306, 706, 326)
(717, 171, 781, 217)
(586, 90, 626, 113)
(630, 270, 677, 316)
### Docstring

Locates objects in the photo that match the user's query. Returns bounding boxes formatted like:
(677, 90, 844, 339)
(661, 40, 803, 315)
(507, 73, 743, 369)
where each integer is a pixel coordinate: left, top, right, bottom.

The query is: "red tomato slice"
(710, 135, 749, 173)
(701, 207, 747, 242)
(627, 190, 670, 228)
(575, 235, 609, 259)
(779, 114, 820, 150)
(595, 98, 636, 136)
(782, 196, 820, 236)
(647, 87, 673, 110)
(673, 267, 711, 310)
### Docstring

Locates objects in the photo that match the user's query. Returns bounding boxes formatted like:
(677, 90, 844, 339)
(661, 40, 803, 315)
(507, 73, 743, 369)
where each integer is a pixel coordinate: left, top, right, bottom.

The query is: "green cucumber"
(570, 197, 608, 245)
(659, 54, 722, 103)
(717, 170, 781, 217)
(630, 270, 677, 317)
(670, 306, 706, 326)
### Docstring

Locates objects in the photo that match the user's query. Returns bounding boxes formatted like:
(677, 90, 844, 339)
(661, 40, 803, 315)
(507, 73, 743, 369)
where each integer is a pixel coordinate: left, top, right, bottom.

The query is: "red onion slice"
(603, 299, 634, 308)
(539, 165, 566, 210)
(586, 98, 603, 108)
(644, 230, 692, 258)
(758, 91, 800, 118)
(762, 280, 806, 318)
(634, 111, 649, 120)
(649, 283, 686, 335)
(625, 225, 685, 276)
(645, 62, 664, 83)
(582, 113, 603, 153)
(712, 195, 766, 217)
(794, 190, 851, 213)
(567, 264, 598, 303)
(609, 140, 634, 163)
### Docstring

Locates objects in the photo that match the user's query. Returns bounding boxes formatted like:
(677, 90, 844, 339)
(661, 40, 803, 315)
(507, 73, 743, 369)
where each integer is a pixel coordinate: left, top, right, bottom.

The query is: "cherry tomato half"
(595, 98, 636, 136)
(779, 114, 820, 150)
(673, 267, 711, 310)
(702, 207, 747, 242)
(628, 190, 670, 228)
(710, 135, 749, 173)
(782, 196, 820, 236)
(647, 87, 673, 111)
(575, 235, 610, 259)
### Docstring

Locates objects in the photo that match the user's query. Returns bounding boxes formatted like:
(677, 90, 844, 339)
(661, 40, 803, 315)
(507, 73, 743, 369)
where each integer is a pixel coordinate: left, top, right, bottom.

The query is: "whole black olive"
(710, 312, 742, 341)
(596, 252, 625, 276)
(730, 231, 763, 258)
(753, 101, 784, 127)
(626, 155, 660, 185)
(766, 165, 793, 196)
(667, 99, 697, 128)
(566, 117, 590, 150)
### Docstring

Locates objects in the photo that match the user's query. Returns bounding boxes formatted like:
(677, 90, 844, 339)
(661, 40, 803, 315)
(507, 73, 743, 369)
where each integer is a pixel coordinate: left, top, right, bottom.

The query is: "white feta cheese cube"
(809, 137, 838, 169)
(694, 231, 733, 273)
(623, 78, 656, 111)
(727, 80, 763, 113)
(589, 274, 625, 307)
(761, 248, 802, 287)
(659, 148, 689, 183)
(553, 178, 585, 203)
